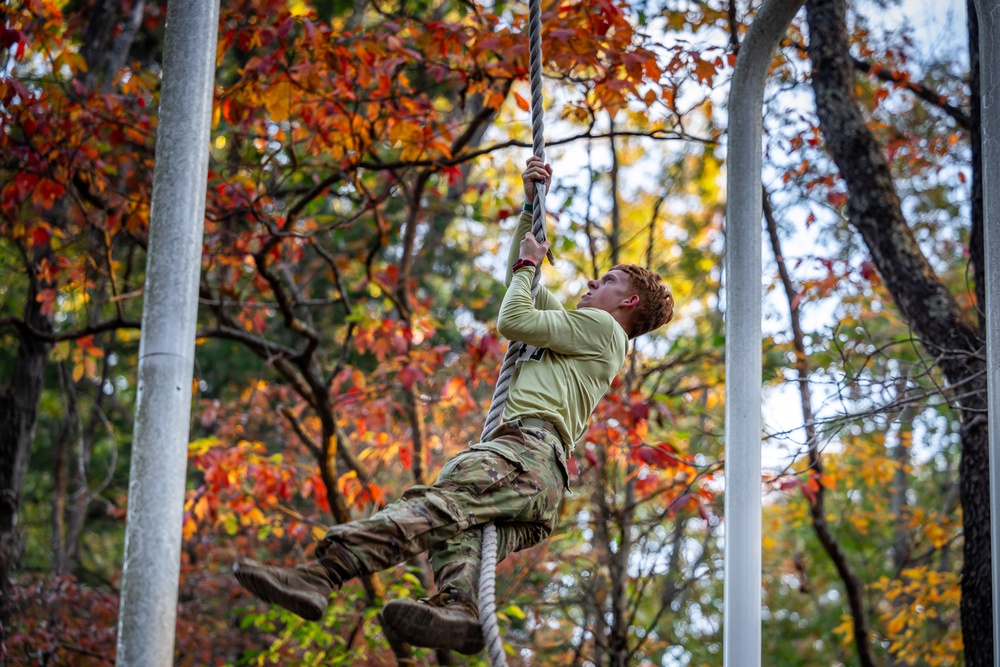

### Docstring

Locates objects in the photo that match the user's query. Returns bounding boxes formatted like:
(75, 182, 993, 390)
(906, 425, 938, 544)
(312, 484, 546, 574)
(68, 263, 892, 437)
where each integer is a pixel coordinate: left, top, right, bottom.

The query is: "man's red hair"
(611, 264, 674, 338)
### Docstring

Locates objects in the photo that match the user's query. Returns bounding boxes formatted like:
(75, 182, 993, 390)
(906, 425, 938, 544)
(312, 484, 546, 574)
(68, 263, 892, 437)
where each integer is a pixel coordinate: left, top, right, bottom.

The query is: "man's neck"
(610, 311, 631, 339)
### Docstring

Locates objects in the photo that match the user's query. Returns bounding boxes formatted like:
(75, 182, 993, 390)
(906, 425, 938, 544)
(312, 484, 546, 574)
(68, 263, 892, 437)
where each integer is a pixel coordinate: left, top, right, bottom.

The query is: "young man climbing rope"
(233, 156, 674, 654)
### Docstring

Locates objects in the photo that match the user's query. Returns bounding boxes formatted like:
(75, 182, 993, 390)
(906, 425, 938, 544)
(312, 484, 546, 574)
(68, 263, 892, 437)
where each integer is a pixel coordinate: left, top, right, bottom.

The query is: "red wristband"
(511, 258, 537, 272)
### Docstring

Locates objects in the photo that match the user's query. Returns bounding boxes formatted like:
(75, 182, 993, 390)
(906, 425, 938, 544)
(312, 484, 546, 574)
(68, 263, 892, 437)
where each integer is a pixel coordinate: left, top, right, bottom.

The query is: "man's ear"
(622, 294, 639, 307)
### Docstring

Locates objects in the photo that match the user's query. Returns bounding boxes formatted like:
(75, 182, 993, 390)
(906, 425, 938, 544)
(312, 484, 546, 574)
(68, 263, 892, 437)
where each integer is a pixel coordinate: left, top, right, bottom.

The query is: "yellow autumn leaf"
(241, 507, 266, 526)
(831, 614, 854, 644)
(504, 605, 526, 620)
(924, 522, 948, 548)
(52, 341, 70, 362)
(182, 517, 198, 540)
(54, 50, 88, 75)
(188, 437, 221, 455)
(887, 613, 907, 635)
(194, 496, 209, 521)
(264, 79, 293, 122)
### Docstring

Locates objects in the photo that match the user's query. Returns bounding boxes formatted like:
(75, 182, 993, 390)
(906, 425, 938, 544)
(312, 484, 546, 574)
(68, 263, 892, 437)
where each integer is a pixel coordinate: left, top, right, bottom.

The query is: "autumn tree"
(3, 0, 984, 665)
(803, 0, 990, 662)
(0, 0, 156, 642)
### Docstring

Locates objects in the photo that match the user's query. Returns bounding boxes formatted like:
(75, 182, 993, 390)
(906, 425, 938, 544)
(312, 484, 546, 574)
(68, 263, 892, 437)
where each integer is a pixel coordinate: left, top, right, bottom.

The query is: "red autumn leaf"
(22, 115, 36, 138)
(799, 480, 817, 504)
(479, 334, 502, 358)
(77, 335, 105, 358)
(566, 456, 579, 476)
(441, 376, 462, 399)
(378, 265, 399, 288)
(354, 482, 385, 509)
(860, 261, 877, 281)
(371, 336, 392, 361)
(32, 226, 51, 248)
(0, 25, 22, 49)
(398, 364, 422, 390)
(442, 164, 462, 185)
(636, 446, 658, 465)
(5, 77, 34, 104)
(827, 190, 847, 209)
(666, 492, 689, 514)
(635, 471, 659, 497)
(778, 476, 817, 505)
(692, 56, 718, 85)
(35, 288, 58, 316)
(636, 445, 673, 468)
(222, 98, 245, 125)
(629, 400, 649, 422)
(32, 178, 66, 211)
(11, 173, 39, 205)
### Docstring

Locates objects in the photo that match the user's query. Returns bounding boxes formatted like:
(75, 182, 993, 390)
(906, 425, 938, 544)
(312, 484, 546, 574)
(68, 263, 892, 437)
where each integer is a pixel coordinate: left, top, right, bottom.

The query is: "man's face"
(577, 269, 635, 313)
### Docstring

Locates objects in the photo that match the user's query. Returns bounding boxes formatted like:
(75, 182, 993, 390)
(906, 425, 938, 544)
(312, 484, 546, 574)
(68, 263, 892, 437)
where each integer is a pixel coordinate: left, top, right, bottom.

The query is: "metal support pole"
(115, 2, 220, 665)
(975, 0, 1000, 661)
(724, 1, 804, 666)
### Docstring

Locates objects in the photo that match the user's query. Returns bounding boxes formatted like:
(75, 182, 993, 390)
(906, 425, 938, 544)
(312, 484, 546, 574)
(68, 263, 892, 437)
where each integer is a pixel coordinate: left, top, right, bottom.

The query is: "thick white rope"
(477, 0, 547, 661)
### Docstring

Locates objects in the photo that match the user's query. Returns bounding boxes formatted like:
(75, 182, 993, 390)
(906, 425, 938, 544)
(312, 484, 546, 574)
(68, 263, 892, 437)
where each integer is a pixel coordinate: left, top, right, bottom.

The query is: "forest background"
(0, 0, 989, 665)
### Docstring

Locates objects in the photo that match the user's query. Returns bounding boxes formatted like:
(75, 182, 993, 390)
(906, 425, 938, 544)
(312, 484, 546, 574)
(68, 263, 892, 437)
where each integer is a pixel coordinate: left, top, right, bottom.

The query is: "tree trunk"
(764, 192, 878, 667)
(890, 383, 915, 571)
(65, 365, 98, 574)
(0, 269, 53, 638)
(51, 361, 95, 577)
(80, 0, 120, 90)
(51, 365, 73, 575)
(608, 464, 633, 667)
(966, 0, 985, 335)
(591, 448, 612, 667)
(608, 115, 622, 268)
(411, 94, 498, 279)
(805, 0, 991, 663)
(103, 0, 146, 91)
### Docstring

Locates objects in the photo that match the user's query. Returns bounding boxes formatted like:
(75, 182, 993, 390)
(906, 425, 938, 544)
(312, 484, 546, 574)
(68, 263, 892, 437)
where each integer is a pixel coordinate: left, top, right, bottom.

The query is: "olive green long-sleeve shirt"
(495, 210, 628, 449)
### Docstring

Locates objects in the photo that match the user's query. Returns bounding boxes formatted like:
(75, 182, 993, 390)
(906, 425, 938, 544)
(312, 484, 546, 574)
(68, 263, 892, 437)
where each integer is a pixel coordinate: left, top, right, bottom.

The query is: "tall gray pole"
(975, 0, 1000, 661)
(115, 2, 220, 665)
(724, 1, 804, 665)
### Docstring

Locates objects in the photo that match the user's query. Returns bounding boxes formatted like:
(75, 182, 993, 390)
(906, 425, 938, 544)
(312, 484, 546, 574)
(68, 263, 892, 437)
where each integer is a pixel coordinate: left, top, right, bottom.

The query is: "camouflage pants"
(317, 421, 568, 602)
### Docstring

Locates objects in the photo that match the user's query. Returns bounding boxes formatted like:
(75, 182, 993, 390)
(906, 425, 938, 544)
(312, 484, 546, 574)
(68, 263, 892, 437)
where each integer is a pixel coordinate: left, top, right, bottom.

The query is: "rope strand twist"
(477, 0, 547, 662)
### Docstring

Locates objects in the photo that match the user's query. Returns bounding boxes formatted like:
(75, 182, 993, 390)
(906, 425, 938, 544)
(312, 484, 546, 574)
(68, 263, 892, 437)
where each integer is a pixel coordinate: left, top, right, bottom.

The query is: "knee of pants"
(496, 520, 551, 556)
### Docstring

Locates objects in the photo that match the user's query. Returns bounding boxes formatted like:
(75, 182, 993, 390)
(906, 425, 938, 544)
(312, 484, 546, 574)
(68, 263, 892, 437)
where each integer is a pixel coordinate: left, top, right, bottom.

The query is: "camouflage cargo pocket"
(436, 443, 524, 496)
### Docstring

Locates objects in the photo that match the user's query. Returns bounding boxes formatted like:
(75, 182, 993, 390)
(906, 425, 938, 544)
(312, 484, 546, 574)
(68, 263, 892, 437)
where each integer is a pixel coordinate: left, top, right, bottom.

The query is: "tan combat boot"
(233, 543, 362, 621)
(380, 588, 484, 655)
